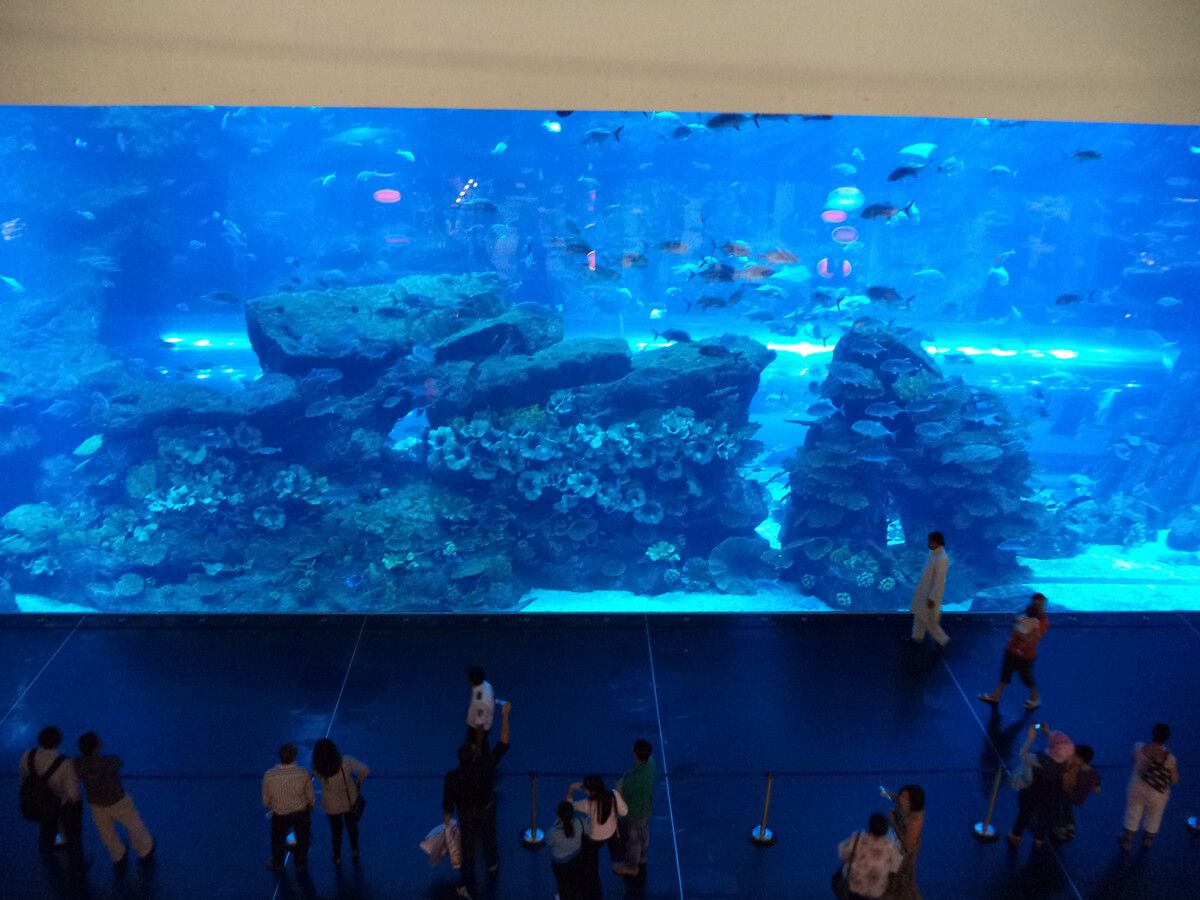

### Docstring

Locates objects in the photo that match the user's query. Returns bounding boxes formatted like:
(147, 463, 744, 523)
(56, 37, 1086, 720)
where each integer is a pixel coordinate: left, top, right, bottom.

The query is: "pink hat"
(1047, 731, 1075, 764)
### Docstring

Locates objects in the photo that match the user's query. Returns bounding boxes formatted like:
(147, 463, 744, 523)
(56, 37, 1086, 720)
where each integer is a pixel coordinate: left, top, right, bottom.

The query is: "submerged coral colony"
(1, 107, 1197, 614)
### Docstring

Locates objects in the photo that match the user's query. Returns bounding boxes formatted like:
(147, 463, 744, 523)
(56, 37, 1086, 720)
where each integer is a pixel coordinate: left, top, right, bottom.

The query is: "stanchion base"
(748, 825, 776, 847)
(520, 828, 546, 850)
(972, 822, 998, 843)
(1187, 815, 1199, 834)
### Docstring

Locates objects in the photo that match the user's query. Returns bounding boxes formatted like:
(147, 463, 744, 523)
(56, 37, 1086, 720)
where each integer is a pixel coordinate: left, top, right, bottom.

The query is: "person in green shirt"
(614, 739, 656, 888)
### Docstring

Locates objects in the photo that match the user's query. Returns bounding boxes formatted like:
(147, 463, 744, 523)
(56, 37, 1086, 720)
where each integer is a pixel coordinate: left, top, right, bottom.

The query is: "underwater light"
(192, 339, 211, 347)
(825, 186, 865, 212)
(831, 226, 858, 244)
(373, 189, 402, 204)
(817, 258, 851, 278)
(1048, 349, 1078, 360)
(542, 121, 562, 133)
(163, 336, 183, 344)
(766, 341, 837, 358)
(821, 209, 848, 224)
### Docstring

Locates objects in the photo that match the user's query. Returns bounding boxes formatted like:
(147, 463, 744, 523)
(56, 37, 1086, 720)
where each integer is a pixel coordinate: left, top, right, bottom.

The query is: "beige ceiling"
(2, 0, 1198, 124)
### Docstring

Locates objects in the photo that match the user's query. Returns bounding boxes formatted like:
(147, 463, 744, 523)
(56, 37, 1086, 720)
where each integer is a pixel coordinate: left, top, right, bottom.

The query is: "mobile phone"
(1034, 723, 1043, 730)
(879, 785, 890, 799)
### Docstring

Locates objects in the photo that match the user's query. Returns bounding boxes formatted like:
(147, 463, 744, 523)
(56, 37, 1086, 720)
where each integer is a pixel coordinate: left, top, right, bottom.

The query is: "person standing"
(262, 743, 315, 874)
(465, 666, 496, 754)
(1054, 744, 1101, 842)
(1121, 723, 1180, 850)
(1007, 725, 1073, 850)
(836, 812, 903, 900)
(567, 774, 628, 900)
(614, 738, 656, 889)
(443, 700, 511, 900)
(907, 532, 950, 648)
(978, 593, 1049, 710)
(311, 738, 369, 866)
(74, 732, 155, 869)
(884, 784, 924, 900)
(19, 725, 88, 873)
(547, 800, 590, 900)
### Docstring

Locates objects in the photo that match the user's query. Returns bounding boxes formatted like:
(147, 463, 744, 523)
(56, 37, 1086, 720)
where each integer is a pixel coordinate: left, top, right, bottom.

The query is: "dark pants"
(553, 856, 583, 900)
(39, 801, 86, 873)
(580, 835, 606, 900)
(459, 803, 498, 888)
(328, 812, 359, 859)
(1000, 652, 1036, 688)
(270, 809, 311, 868)
(465, 725, 490, 756)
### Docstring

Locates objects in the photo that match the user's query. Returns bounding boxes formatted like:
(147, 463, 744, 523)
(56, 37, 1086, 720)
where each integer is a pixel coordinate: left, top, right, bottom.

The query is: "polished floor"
(1, 613, 1198, 898)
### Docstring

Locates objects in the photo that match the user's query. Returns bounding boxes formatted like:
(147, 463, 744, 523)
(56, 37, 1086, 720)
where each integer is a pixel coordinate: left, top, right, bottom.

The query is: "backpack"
(19, 749, 66, 822)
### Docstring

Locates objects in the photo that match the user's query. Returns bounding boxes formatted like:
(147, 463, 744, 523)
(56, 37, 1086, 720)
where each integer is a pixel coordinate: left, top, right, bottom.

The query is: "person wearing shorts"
(979, 594, 1048, 711)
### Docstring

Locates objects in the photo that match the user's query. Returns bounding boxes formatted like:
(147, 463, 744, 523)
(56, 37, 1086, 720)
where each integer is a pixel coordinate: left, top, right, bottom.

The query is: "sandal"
(1023, 699, 1042, 710)
(978, 693, 999, 705)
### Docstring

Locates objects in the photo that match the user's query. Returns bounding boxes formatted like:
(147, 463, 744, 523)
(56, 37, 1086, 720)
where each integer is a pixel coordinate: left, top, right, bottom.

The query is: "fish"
(762, 248, 799, 265)
(491, 141, 508, 154)
(865, 401, 903, 419)
(299, 368, 345, 393)
(806, 399, 842, 417)
(698, 345, 734, 359)
(898, 142, 937, 159)
(654, 329, 692, 343)
(659, 240, 690, 254)
(582, 126, 623, 144)
(314, 172, 337, 187)
(706, 113, 757, 130)
(356, 170, 395, 181)
(914, 422, 952, 441)
(1, 275, 26, 293)
(188, 240, 206, 251)
(987, 266, 1010, 286)
(719, 241, 753, 256)
(888, 166, 925, 182)
(832, 163, 857, 177)
(880, 358, 918, 375)
(1055, 291, 1094, 305)
(1157, 296, 1183, 308)
(672, 124, 707, 139)
(326, 126, 395, 145)
(852, 147, 866, 161)
(75, 209, 96, 221)
(988, 165, 1018, 177)
(1068, 150, 1102, 162)
(912, 268, 945, 279)
(388, 407, 431, 444)
(861, 202, 915, 221)
(459, 198, 499, 213)
(556, 110, 574, 118)
(620, 252, 648, 268)
(699, 261, 738, 283)
(734, 265, 774, 281)
(395, 150, 416, 162)
(198, 290, 242, 307)
(865, 286, 913, 307)
(937, 156, 963, 175)
(851, 420, 893, 439)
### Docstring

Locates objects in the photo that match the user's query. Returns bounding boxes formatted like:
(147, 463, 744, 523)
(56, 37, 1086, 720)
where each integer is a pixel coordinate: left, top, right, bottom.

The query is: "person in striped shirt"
(262, 743, 315, 874)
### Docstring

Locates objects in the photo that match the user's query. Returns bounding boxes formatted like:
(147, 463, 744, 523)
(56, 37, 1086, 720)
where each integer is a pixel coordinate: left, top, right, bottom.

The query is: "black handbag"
(831, 833, 860, 899)
(341, 767, 366, 822)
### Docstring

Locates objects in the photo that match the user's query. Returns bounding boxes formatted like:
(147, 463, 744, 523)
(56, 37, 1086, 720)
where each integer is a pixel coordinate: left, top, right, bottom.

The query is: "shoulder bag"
(831, 832, 860, 899)
(341, 764, 366, 822)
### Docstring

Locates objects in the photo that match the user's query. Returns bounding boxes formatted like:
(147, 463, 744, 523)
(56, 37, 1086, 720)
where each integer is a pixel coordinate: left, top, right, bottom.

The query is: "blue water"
(0, 105, 1197, 614)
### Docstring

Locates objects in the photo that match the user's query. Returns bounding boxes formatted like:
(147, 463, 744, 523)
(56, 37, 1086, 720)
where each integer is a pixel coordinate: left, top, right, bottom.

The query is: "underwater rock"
(97, 371, 301, 433)
(433, 307, 563, 362)
(0, 577, 16, 612)
(244, 273, 514, 378)
(1166, 507, 1200, 551)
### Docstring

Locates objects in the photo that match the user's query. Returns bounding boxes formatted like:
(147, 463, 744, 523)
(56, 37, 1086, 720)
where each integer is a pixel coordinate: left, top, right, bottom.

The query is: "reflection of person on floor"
(443, 700, 511, 900)
(20, 725, 88, 874)
(883, 784, 924, 900)
(74, 731, 155, 869)
(262, 742, 314, 874)
(907, 532, 949, 648)
(1120, 723, 1179, 850)
(978, 593, 1049, 710)
(567, 774, 628, 900)
(465, 665, 496, 754)
(1007, 725, 1073, 850)
(614, 739, 656, 891)
(836, 812, 903, 899)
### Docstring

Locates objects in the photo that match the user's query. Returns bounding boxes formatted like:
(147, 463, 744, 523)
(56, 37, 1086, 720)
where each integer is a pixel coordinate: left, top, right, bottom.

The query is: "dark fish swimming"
(659, 240, 690, 253)
(861, 202, 915, 221)
(1055, 291, 1095, 305)
(654, 329, 692, 343)
(582, 126, 623, 144)
(1069, 150, 1102, 161)
(706, 113, 757, 131)
(866, 286, 914, 308)
(887, 166, 925, 182)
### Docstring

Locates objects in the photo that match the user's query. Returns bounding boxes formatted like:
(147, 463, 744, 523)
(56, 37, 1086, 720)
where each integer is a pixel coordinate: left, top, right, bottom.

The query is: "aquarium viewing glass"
(0, 105, 1197, 614)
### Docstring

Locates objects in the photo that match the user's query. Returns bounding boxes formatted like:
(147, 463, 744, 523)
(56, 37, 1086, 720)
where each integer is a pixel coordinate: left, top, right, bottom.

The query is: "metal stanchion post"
(748, 772, 777, 846)
(972, 767, 1004, 842)
(520, 771, 545, 849)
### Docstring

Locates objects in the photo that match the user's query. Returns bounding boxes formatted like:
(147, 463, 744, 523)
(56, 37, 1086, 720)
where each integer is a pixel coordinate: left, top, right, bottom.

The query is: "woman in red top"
(978, 593, 1049, 710)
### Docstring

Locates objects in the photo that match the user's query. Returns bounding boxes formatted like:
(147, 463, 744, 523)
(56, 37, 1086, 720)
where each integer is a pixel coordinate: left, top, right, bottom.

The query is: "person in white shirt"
(19, 725, 87, 872)
(465, 666, 496, 753)
(261, 743, 315, 874)
(567, 775, 628, 900)
(907, 531, 950, 648)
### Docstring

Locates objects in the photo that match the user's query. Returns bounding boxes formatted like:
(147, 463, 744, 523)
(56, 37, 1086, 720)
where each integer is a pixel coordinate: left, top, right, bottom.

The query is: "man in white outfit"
(907, 531, 950, 647)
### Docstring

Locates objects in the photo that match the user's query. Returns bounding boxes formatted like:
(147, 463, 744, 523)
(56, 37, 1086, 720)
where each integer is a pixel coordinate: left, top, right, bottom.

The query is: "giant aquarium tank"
(0, 105, 1197, 614)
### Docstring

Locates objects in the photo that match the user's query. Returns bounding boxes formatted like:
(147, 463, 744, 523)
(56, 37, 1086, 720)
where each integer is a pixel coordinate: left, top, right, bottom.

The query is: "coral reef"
(780, 322, 1044, 610)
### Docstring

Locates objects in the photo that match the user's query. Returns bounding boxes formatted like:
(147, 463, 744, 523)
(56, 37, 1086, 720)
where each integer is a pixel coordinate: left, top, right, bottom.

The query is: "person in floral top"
(837, 812, 903, 899)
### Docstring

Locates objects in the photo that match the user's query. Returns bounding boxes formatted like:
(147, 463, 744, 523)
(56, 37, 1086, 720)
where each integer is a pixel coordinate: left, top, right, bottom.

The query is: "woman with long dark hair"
(547, 799, 590, 900)
(885, 784, 925, 899)
(567, 774, 627, 900)
(311, 738, 370, 865)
